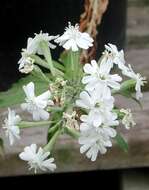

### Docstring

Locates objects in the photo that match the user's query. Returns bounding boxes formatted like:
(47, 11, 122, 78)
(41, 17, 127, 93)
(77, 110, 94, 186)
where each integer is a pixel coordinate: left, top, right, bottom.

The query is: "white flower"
(82, 60, 122, 91)
(79, 125, 116, 161)
(55, 22, 93, 51)
(103, 43, 125, 70)
(80, 109, 119, 129)
(80, 111, 119, 130)
(120, 109, 136, 130)
(76, 87, 116, 127)
(18, 56, 34, 74)
(19, 144, 56, 173)
(21, 82, 53, 121)
(3, 108, 21, 145)
(122, 64, 146, 100)
(76, 85, 113, 111)
(26, 31, 58, 55)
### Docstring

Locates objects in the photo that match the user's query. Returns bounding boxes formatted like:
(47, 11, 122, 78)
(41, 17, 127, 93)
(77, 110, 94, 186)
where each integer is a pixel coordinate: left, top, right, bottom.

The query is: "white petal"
(38, 109, 50, 121)
(80, 144, 90, 153)
(99, 57, 113, 74)
(83, 64, 95, 75)
(23, 82, 35, 99)
(76, 38, 90, 49)
(63, 39, 78, 51)
(93, 114, 102, 127)
(41, 160, 56, 171)
(82, 75, 97, 84)
(8, 132, 15, 146)
(81, 33, 94, 43)
(87, 146, 98, 161)
(21, 103, 28, 110)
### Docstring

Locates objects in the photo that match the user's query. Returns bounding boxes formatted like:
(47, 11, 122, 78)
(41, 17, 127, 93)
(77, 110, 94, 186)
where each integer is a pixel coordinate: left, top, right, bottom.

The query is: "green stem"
(48, 123, 59, 135)
(47, 106, 64, 112)
(64, 126, 80, 139)
(18, 120, 54, 128)
(48, 120, 62, 134)
(44, 128, 62, 152)
(75, 51, 82, 85)
(30, 54, 51, 70)
(70, 50, 82, 83)
(70, 50, 75, 73)
(30, 54, 64, 77)
(40, 41, 56, 76)
(32, 65, 50, 83)
(53, 60, 65, 71)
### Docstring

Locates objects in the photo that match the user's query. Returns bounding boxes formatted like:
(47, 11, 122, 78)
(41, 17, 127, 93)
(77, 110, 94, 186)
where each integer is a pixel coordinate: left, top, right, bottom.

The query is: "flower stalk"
(18, 120, 54, 128)
(30, 54, 51, 70)
(44, 128, 62, 152)
(32, 65, 50, 83)
(40, 41, 56, 76)
(64, 126, 80, 139)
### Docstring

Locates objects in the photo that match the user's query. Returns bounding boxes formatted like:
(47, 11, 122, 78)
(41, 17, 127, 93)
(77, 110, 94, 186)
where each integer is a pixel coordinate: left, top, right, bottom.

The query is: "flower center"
(95, 102, 101, 108)
(27, 98, 39, 111)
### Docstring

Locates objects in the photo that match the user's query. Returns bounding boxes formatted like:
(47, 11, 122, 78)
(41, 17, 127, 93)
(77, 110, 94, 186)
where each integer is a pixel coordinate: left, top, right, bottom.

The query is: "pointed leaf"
(0, 75, 48, 108)
(115, 133, 128, 152)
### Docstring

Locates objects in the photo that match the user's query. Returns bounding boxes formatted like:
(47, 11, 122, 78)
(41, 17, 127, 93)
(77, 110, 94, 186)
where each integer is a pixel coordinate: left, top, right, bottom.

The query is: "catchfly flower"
(76, 85, 119, 128)
(19, 144, 56, 173)
(80, 110, 119, 131)
(26, 31, 58, 55)
(55, 22, 93, 51)
(103, 43, 125, 70)
(82, 60, 122, 91)
(21, 82, 53, 121)
(3, 108, 21, 145)
(122, 64, 146, 100)
(76, 86, 113, 111)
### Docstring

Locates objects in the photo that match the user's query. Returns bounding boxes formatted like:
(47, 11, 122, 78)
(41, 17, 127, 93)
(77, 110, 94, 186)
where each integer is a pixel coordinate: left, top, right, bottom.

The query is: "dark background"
(0, 0, 127, 91)
(0, 170, 121, 189)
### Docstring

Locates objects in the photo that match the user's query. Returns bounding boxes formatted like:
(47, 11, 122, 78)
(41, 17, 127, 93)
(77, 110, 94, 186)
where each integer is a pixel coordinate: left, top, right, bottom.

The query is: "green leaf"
(115, 133, 128, 152)
(53, 60, 65, 72)
(0, 75, 48, 108)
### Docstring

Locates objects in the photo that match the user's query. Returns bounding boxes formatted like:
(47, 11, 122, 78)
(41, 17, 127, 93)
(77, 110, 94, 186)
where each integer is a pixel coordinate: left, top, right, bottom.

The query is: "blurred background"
(0, 0, 149, 189)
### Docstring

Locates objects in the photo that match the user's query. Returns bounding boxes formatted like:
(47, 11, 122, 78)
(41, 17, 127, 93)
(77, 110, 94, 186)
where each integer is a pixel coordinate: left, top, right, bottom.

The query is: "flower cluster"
(2, 22, 146, 173)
